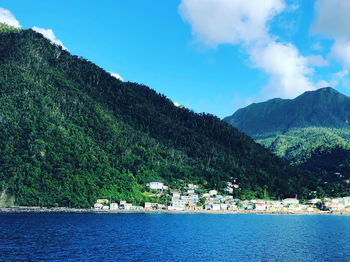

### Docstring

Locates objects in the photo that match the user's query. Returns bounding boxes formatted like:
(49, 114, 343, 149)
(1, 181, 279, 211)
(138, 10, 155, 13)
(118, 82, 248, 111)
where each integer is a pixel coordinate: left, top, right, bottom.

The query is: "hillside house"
(283, 198, 299, 206)
(209, 190, 218, 196)
(147, 182, 166, 190)
(96, 199, 109, 205)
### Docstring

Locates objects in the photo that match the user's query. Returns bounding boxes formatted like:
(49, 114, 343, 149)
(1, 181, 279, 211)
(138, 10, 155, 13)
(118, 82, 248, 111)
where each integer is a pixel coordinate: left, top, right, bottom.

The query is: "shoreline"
(1, 207, 349, 215)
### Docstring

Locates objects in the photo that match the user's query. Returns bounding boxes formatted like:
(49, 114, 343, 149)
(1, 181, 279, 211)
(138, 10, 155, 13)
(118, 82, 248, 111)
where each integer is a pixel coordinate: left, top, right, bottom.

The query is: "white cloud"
(316, 69, 349, 89)
(312, 0, 350, 68)
(32, 26, 67, 50)
(174, 101, 180, 107)
(330, 40, 350, 68)
(0, 8, 67, 51)
(307, 55, 329, 67)
(179, 0, 285, 46)
(179, 0, 316, 99)
(109, 72, 123, 81)
(249, 41, 314, 98)
(0, 7, 20, 28)
(312, 0, 350, 40)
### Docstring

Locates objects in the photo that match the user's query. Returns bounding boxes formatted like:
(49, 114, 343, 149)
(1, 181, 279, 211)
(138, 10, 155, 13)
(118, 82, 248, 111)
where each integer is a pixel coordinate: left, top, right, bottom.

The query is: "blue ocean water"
(0, 213, 350, 261)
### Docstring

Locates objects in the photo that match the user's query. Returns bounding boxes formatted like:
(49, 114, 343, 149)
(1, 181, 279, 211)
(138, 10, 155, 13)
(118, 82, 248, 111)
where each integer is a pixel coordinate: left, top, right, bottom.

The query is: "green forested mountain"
(0, 24, 327, 207)
(224, 87, 350, 178)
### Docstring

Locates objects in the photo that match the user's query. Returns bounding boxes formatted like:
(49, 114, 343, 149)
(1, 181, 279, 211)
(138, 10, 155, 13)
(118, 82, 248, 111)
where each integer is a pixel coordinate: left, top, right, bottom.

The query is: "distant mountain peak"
(224, 87, 350, 138)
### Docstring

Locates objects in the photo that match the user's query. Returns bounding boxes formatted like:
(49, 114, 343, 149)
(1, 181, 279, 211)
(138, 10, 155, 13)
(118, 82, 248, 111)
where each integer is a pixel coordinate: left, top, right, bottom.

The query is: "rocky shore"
(1, 207, 350, 215)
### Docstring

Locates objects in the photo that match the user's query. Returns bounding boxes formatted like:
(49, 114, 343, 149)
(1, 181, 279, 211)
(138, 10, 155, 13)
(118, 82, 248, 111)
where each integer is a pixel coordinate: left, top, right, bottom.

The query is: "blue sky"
(1, 0, 350, 118)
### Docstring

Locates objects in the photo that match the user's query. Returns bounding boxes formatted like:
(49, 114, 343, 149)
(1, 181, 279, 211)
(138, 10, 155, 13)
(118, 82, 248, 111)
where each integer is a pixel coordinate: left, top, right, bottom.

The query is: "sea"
(0, 213, 349, 261)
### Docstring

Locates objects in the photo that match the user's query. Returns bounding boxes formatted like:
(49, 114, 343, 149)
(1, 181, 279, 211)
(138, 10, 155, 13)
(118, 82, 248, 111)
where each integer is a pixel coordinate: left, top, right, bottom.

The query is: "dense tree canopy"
(0, 24, 339, 208)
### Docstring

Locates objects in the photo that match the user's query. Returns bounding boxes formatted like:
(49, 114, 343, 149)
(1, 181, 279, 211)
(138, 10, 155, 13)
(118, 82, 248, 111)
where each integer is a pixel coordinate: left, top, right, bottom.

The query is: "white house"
(212, 204, 221, 211)
(255, 201, 266, 211)
(209, 190, 218, 196)
(96, 199, 109, 204)
(110, 203, 119, 210)
(202, 193, 210, 198)
(220, 204, 228, 210)
(148, 182, 166, 190)
(94, 203, 103, 209)
(171, 199, 186, 211)
(102, 205, 110, 210)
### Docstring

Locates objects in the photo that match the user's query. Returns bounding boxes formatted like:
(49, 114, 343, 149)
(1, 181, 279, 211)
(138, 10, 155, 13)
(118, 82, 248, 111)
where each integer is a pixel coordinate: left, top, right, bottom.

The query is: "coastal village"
(93, 181, 350, 214)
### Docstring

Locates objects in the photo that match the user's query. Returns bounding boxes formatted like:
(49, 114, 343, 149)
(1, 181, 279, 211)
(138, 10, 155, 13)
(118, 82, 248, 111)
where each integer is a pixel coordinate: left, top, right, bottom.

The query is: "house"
(224, 187, 233, 194)
(190, 194, 199, 202)
(181, 195, 193, 203)
(94, 203, 103, 209)
(212, 204, 221, 211)
(195, 205, 203, 211)
(102, 205, 110, 210)
(255, 201, 266, 211)
(130, 206, 144, 211)
(156, 204, 167, 210)
(202, 193, 210, 198)
(144, 202, 153, 211)
(205, 199, 214, 204)
(283, 198, 299, 206)
(309, 199, 321, 205)
(171, 199, 186, 211)
(343, 197, 350, 206)
(187, 189, 195, 194)
(220, 204, 228, 210)
(120, 200, 127, 205)
(267, 201, 283, 211)
(124, 203, 132, 210)
(172, 192, 181, 199)
(228, 204, 238, 211)
(209, 190, 218, 196)
(96, 199, 109, 205)
(110, 203, 119, 210)
(147, 182, 165, 190)
(204, 204, 212, 210)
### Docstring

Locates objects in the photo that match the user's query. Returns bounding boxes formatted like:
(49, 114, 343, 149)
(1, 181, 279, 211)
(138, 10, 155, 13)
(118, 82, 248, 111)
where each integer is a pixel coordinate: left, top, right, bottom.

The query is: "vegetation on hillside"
(224, 87, 350, 194)
(0, 24, 341, 207)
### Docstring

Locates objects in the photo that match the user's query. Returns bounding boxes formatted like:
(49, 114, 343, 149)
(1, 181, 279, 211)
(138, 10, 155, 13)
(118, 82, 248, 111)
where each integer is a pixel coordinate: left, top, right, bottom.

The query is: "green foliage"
(0, 23, 20, 34)
(0, 26, 317, 208)
(225, 87, 350, 196)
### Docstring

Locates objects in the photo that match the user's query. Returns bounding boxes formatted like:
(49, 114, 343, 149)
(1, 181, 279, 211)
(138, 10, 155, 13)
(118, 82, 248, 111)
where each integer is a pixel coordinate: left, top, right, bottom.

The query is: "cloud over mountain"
(179, 0, 316, 99)
(0, 7, 20, 28)
(32, 27, 67, 50)
(0, 7, 66, 50)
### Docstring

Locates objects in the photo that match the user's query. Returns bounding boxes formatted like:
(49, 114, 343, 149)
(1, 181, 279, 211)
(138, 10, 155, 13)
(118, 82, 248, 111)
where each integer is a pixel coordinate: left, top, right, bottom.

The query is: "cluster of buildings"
(92, 181, 350, 213)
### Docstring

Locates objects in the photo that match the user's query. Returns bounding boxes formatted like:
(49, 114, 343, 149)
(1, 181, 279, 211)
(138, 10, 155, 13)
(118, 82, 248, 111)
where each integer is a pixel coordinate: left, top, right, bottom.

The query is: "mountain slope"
(225, 87, 350, 139)
(224, 87, 350, 173)
(0, 24, 318, 207)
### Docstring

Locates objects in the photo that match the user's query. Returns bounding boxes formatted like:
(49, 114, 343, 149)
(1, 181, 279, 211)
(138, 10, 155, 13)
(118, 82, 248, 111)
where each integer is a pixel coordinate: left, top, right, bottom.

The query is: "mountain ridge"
(224, 87, 350, 177)
(225, 87, 350, 138)
(0, 24, 320, 207)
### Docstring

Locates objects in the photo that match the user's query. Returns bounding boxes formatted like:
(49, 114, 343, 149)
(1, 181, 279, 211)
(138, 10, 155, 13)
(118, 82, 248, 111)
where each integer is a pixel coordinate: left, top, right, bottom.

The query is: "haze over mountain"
(224, 87, 350, 176)
(1, 23, 326, 208)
